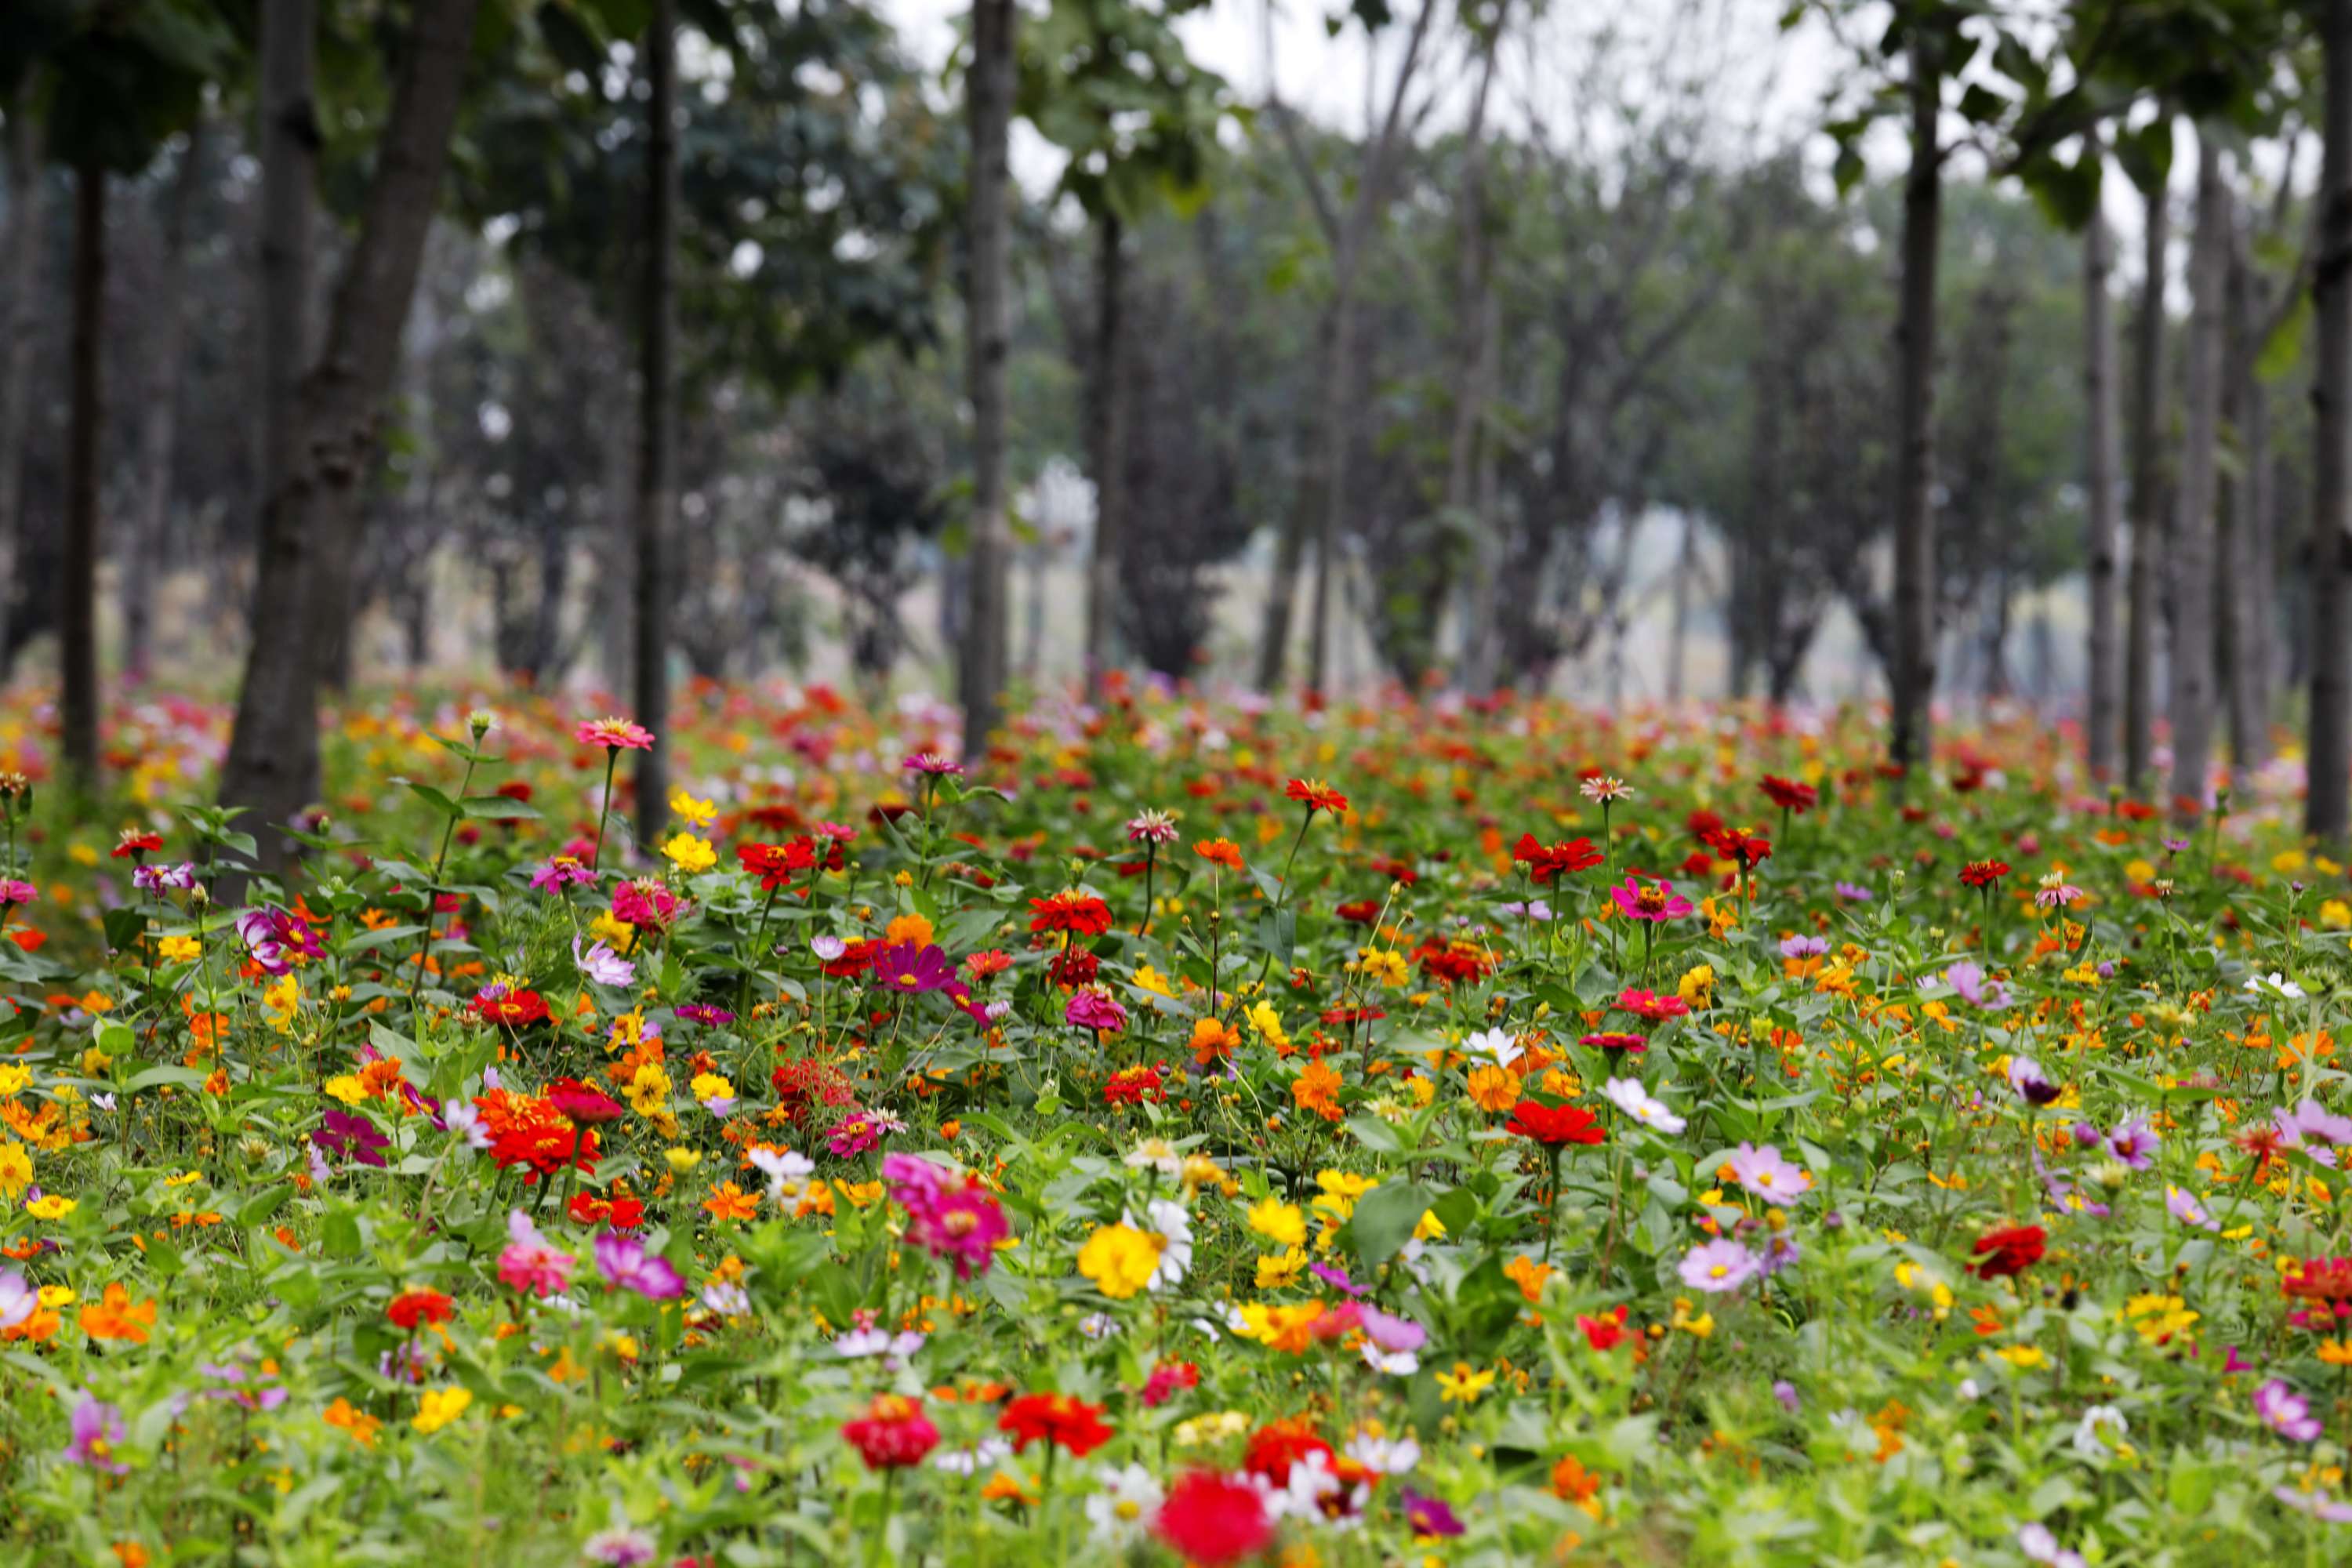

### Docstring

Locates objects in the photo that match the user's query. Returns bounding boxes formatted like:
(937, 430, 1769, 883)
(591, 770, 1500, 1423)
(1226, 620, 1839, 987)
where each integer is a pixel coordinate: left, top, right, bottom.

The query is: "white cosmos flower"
(1602, 1076, 1686, 1134)
(1085, 1464, 1166, 1545)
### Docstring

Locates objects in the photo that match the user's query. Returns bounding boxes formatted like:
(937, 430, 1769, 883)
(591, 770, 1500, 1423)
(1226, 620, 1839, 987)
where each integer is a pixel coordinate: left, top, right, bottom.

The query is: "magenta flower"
(906, 1179, 1009, 1279)
(237, 906, 322, 973)
(612, 878, 681, 930)
(575, 717, 656, 751)
(1065, 989, 1128, 1034)
(903, 752, 964, 776)
(593, 1230, 685, 1300)
(873, 942, 956, 995)
(313, 1108, 390, 1169)
(0, 879, 33, 907)
(1608, 876, 1692, 923)
(1401, 1490, 1465, 1539)
(2256, 1378, 2324, 1442)
(531, 857, 597, 894)
(826, 1115, 883, 1158)
(64, 1392, 127, 1472)
(1677, 1239, 1760, 1294)
(498, 1210, 576, 1298)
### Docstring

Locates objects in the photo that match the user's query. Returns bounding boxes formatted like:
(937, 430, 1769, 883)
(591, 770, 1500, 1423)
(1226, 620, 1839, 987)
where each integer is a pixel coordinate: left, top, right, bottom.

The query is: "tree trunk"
(1254, 325, 1324, 692)
(2314, 0, 2352, 841)
(628, 0, 678, 850)
(61, 157, 104, 792)
(2084, 212, 2123, 780)
(2168, 131, 2227, 821)
(0, 91, 43, 684)
(1081, 208, 1124, 700)
(960, 0, 1015, 756)
(1667, 513, 1696, 702)
(2125, 158, 2171, 795)
(1445, 16, 1499, 693)
(2222, 191, 2269, 780)
(219, 0, 483, 878)
(1889, 32, 1942, 778)
(1304, 284, 1363, 696)
(125, 120, 203, 685)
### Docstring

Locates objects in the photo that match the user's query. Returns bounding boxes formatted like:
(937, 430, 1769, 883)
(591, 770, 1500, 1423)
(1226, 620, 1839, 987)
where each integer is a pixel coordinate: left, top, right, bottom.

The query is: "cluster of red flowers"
(1969, 1224, 2046, 1279)
(737, 837, 818, 891)
(1103, 1063, 1168, 1106)
(1028, 890, 1114, 936)
(476, 1088, 601, 1184)
(1512, 833, 1602, 884)
(998, 1393, 1112, 1457)
(1504, 1100, 1606, 1147)
(1759, 774, 1818, 814)
(841, 1394, 940, 1470)
(466, 985, 550, 1028)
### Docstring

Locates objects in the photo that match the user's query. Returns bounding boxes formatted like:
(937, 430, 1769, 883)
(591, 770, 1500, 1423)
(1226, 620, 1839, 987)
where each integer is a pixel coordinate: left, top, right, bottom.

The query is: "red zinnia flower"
(1759, 775, 1817, 814)
(1969, 1224, 2045, 1279)
(1504, 1100, 1606, 1147)
(1579, 1033, 1646, 1054)
(1334, 899, 1381, 924)
(1243, 1418, 1333, 1484)
(1958, 859, 2012, 888)
(387, 1289, 455, 1329)
(1028, 890, 1114, 937)
(467, 985, 550, 1028)
(111, 829, 164, 859)
(1512, 833, 1603, 883)
(1154, 1469, 1273, 1567)
(842, 1393, 940, 1469)
(998, 1392, 1113, 1457)
(546, 1077, 626, 1126)
(738, 838, 817, 891)
(1616, 988, 1690, 1022)
(1283, 778, 1349, 815)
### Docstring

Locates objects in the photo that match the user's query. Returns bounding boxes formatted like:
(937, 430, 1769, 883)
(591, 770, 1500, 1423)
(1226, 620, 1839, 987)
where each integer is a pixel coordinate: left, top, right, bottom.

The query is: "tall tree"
(2083, 203, 2123, 779)
(0, 87, 41, 680)
(124, 118, 203, 684)
(960, 0, 1016, 757)
(219, 0, 484, 875)
(1255, 0, 1438, 694)
(2167, 129, 2226, 818)
(630, 0, 677, 849)
(2123, 154, 2169, 792)
(1888, 22, 1941, 776)
(2314, 0, 2352, 841)
(60, 153, 103, 789)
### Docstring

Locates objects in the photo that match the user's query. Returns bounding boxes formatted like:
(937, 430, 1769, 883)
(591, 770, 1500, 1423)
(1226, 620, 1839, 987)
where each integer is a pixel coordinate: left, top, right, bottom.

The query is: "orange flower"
(80, 1282, 157, 1344)
(1192, 838, 1245, 873)
(1292, 1060, 1344, 1123)
(1466, 1064, 1522, 1113)
(702, 1181, 760, 1222)
(1190, 1016, 1241, 1068)
(323, 1396, 382, 1448)
(1504, 1254, 1553, 1305)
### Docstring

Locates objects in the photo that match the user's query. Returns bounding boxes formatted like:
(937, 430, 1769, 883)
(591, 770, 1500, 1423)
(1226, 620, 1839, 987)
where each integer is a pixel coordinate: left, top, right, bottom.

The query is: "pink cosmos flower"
(498, 1210, 575, 1298)
(593, 1230, 685, 1300)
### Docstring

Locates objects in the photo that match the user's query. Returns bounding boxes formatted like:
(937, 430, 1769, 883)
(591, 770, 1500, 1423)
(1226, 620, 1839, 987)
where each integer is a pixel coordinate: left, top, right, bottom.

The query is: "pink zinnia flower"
(612, 878, 681, 930)
(575, 717, 656, 751)
(826, 1115, 882, 1158)
(497, 1210, 575, 1298)
(593, 1230, 684, 1300)
(1065, 989, 1128, 1033)
(1609, 876, 1692, 923)
(0, 879, 36, 907)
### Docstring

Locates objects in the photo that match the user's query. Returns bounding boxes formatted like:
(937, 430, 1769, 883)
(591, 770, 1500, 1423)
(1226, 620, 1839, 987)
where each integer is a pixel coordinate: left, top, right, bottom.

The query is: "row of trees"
(5, 0, 2352, 844)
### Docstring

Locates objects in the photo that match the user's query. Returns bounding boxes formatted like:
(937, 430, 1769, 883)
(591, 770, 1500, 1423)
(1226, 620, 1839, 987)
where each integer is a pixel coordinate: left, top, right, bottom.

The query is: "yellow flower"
(1992, 1345, 2047, 1370)
(412, 1387, 473, 1435)
(0, 1064, 29, 1098)
(1677, 964, 1715, 1010)
(27, 1194, 74, 1221)
(1312, 1169, 1376, 1222)
(1670, 1298, 1714, 1338)
(1247, 1198, 1307, 1249)
(1173, 1410, 1248, 1447)
(1436, 1362, 1495, 1404)
(668, 789, 717, 831)
(1255, 1248, 1309, 1289)
(1357, 946, 1410, 988)
(1247, 1000, 1290, 1050)
(157, 935, 201, 963)
(690, 1073, 735, 1105)
(0, 1142, 31, 1198)
(661, 833, 717, 874)
(1235, 1301, 1327, 1352)
(589, 913, 637, 954)
(664, 1146, 701, 1173)
(2274, 849, 2310, 874)
(626, 1062, 673, 1116)
(262, 975, 300, 1033)
(1131, 966, 1174, 999)
(2325, 898, 2352, 931)
(1077, 1224, 1163, 1300)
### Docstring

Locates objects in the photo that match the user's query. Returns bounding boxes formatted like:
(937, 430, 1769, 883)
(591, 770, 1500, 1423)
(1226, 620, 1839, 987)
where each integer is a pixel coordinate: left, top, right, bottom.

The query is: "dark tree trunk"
(960, 0, 1015, 754)
(219, 0, 484, 878)
(2084, 212, 2123, 779)
(2125, 158, 2171, 795)
(0, 92, 42, 682)
(2314, 0, 2352, 841)
(1889, 31, 1942, 777)
(631, 0, 678, 848)
(2169, 131, 2227, 820)
(61, 157, 104, 792)
(126, 120, 203, 685)
(1082, 209, 1124, 699)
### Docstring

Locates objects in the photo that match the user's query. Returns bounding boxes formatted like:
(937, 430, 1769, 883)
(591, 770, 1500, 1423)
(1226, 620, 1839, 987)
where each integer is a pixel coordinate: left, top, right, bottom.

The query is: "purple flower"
(903, 751, 964, 776)
(2256, 1378, 2324, 1442)
(676, 1004, 736, 1026)
(64, 1392, 127, 1472)
(1833, 881, 1873, 902)
(593, 1231, 686, 1300)
(2005, 1056, 2060, 1106)
(132, 862, 198, 894)
(2105, 1116, 2159, 1171)
(1772, 1379, 1800, 1413)
(2166, 1185, 2219, 1232)
(2276, 1099, 2352, 1167)
(2017, 1523, 2086, 1568)
(0, 1269, 32, 1330)
(1400, 1490, 1464, 1539)
(872, 942, 956, 995)
(1360, 1307, 1427, 1353)
(237, 906, 322, 974)
(313, 1108, 390, 1169)
(1944, 960, 2010, 1011)
(1779, 935, 1828, 959)
(2274, 1485, 2352, 1523)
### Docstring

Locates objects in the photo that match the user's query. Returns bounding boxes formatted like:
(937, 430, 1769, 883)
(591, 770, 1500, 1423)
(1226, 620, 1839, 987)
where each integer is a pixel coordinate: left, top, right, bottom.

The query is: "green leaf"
(1349, 1179, 1436, 1267)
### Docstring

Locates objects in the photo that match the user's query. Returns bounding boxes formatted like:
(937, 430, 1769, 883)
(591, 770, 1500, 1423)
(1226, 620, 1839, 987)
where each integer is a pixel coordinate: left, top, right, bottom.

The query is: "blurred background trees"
(0, 0, 2347, 827)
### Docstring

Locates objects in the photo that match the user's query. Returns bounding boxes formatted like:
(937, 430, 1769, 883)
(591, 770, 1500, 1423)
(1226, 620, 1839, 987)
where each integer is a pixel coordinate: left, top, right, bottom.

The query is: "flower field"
(0, 681, 2347, 1566)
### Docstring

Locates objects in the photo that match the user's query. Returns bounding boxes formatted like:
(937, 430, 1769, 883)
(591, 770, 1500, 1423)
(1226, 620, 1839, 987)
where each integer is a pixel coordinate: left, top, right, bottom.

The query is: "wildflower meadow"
(0, 684, 2344, 1568)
